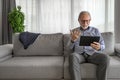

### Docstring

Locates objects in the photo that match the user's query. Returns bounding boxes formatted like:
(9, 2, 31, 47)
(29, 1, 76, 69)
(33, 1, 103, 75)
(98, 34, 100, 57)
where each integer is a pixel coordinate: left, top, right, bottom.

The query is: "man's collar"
(80, 26, 90, 31)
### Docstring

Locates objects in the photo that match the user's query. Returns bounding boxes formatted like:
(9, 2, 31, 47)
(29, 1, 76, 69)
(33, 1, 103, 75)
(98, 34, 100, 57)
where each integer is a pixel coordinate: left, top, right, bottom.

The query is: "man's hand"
(90, 42, 101, 51)
(70, 29, 81, 42)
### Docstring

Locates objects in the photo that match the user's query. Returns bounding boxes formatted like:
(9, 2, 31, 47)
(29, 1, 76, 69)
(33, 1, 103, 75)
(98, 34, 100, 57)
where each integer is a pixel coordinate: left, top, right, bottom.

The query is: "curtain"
(16, 0, 114, 34)
(2, 0, 16, 44)
(115, 0, 120, 43)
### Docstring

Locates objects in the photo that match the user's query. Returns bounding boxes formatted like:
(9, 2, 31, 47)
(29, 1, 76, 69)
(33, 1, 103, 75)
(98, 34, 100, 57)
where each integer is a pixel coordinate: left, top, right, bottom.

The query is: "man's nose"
(83, 21, 88, 25)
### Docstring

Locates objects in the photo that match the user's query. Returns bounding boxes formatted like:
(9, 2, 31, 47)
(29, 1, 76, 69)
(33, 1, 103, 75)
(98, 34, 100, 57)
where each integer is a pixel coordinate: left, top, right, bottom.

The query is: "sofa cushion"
(63, 32, 114, 56)
(63, 34, 73, 56)
(64, 57, 96, 79)
(64, 56, 120, 79)
(13, 33, 63, 56)
(107, 56, 120, 78)
(115, 43, 120, 56)
(101, 32, 114, 55)
(0, 56, 64, 79)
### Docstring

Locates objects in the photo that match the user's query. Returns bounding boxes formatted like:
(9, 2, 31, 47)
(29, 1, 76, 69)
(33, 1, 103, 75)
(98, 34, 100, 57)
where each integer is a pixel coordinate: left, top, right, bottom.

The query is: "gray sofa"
(0, 32, 120, 80)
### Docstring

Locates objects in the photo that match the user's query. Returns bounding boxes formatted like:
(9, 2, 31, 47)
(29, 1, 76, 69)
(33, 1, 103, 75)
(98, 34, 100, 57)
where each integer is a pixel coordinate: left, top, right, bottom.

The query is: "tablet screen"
(79, 36, 100, 46)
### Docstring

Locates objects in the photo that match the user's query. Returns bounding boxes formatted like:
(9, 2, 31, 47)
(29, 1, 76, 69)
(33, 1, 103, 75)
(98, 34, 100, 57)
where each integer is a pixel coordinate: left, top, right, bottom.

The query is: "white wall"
(115, 0, 120, 43)
(0, 0, 2, 45)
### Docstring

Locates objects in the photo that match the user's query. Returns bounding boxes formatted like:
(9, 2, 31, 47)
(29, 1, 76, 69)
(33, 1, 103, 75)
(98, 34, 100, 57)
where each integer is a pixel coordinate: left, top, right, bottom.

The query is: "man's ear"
(78, 18, 80, 21)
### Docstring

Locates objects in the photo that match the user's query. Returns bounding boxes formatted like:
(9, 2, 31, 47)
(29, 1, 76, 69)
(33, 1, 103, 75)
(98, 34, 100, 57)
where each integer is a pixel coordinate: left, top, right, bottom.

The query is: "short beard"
(81, 26, 88, 30)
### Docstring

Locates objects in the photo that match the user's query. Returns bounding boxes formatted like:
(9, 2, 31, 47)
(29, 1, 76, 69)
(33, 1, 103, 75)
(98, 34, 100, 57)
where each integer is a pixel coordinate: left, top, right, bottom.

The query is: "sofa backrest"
(13, 33, 63, 56)
(63, 34, 73, 56)
(101, 32, 114, 55)
(13, 32, 114, 56)
(63, 32, 114, 56)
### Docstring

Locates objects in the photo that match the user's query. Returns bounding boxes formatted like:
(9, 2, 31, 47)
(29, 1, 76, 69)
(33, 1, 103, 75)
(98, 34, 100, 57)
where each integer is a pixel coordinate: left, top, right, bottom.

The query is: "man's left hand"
(90, 42, 101, 51)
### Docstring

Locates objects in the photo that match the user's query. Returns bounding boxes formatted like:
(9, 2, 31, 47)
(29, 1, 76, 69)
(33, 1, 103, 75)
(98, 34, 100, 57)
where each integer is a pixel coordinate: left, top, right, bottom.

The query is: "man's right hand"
(70, 29, 81, 42)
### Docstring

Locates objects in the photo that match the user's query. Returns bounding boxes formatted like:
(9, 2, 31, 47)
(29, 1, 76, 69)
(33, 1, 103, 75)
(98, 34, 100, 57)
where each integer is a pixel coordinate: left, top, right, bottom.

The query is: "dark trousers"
(69, 52, 110, 80)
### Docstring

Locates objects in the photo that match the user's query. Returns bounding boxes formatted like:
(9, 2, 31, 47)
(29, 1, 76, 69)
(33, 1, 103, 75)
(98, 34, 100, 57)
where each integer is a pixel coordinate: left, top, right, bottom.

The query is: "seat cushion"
(64, 57, 96, 79)
(13, 33, 63, 56)
(64, 56, 120, 79)
(108, 56, 120, 78)
(0, 56, 63, 79)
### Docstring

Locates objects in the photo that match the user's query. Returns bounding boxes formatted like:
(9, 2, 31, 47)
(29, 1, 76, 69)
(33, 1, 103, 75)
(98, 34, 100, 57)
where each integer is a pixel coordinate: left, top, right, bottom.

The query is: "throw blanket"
(19, 32, 40, 49)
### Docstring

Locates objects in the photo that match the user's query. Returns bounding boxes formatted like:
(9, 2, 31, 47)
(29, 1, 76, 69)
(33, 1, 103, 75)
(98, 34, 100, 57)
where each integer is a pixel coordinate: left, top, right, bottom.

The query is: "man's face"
(78, 14, 91, 30)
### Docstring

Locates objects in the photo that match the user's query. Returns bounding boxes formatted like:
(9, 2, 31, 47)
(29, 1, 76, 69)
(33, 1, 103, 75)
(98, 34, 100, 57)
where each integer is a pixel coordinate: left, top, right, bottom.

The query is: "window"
(16, 0, 114, 33)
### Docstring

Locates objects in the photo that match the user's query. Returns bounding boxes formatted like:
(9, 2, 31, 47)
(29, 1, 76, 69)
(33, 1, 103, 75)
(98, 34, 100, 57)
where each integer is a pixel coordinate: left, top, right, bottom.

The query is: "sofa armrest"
(0, 44, 13, 62)
(115, 43, 120, 57)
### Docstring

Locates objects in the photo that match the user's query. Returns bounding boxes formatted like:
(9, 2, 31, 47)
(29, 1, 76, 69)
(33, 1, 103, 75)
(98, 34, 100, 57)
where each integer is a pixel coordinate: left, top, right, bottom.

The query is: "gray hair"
(78, 11, 91, 20)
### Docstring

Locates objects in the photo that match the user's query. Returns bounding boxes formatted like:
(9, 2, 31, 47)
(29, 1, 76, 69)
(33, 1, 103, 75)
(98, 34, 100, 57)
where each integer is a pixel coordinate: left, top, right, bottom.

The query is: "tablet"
(79, 36, 100, 46)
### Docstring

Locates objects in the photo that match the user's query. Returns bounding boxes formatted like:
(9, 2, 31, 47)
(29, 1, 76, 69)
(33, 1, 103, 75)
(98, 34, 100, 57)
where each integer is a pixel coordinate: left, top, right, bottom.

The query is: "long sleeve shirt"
(69, 26, 105, 55)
